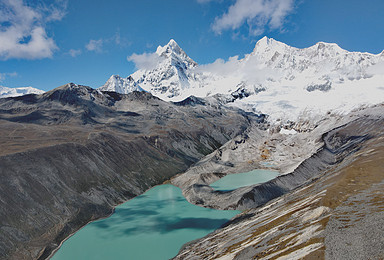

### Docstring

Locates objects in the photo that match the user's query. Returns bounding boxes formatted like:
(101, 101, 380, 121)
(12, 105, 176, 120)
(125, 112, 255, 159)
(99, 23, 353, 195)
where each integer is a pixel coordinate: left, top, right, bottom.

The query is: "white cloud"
(212, 0, 295, 36)
(196, 56, 240, 75)
(42, 0, 68, 22)
(67, 49, 81, 57)
(127, 52, 165, 70)
(84, 30, 131, 55)
(0, 72, 17, 82)
(112, 30, 131, 47)
(195, 54, 278, 85)
(86, 39, 103, 53)
(0, 0, 66, 60)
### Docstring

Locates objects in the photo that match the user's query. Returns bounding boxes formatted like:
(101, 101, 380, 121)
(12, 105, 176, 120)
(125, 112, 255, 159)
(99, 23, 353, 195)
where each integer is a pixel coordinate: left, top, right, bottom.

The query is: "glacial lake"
(210, 169, 279, 191)
(51, 184, 239, 260)
(52, 169, 279, 260)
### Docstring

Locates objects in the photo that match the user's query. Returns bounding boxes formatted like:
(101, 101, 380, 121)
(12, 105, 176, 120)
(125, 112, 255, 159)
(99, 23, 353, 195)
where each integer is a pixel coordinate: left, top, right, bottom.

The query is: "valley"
(0, 84, 252, 259)
(0, 37, 383, 260)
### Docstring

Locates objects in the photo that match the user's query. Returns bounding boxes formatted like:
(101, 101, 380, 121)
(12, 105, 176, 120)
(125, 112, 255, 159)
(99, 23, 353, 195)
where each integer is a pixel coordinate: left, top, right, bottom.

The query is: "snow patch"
(280, 128, 297, 135)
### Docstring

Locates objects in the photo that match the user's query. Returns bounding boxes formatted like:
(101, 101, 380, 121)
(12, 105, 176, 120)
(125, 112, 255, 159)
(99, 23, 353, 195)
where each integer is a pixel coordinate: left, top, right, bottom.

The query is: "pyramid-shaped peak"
(253, 36, 288, 53)
(257, 36, 285, 45)
(257, 36, 273, 45)
(167, 39, 179, 48)
(156, 39, 184, 56)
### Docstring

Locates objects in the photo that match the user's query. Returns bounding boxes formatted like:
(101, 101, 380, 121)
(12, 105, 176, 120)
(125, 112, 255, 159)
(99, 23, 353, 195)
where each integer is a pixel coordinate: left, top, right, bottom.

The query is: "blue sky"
(0, 0, 383, 91)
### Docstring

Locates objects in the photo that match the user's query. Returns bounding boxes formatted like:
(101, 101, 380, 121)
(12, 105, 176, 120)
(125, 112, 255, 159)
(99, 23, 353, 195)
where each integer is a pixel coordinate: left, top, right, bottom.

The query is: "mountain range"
(100, 37, 384, 121)
(2, 38, 383, 122)
(0, 37, 383, 259)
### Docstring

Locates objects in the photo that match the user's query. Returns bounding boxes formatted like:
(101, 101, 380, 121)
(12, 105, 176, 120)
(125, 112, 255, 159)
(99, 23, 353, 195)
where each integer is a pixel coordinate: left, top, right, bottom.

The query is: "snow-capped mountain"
(245, 36, 382, 87)
(131, 39, 199, 98)
(100, 39, 204, 99)
(100, 37, 384, 121)
(0, 86, 45, 98)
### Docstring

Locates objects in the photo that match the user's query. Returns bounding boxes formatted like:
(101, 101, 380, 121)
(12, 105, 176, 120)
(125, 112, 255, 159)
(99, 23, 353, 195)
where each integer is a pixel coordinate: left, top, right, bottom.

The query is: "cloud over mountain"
(212, 0, 295, 36)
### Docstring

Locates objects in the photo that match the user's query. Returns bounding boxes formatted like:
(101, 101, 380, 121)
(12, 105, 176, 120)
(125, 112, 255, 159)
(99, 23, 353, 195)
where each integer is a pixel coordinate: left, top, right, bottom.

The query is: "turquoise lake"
(52, 169, 279, 260)
(51, 184, 239, 260)
(210, 169, 279, 191)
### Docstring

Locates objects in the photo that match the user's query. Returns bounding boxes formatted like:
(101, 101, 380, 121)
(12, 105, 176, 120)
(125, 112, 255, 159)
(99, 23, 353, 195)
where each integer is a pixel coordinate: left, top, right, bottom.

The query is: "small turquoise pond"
(51, 184, 239, 260)
(210, 169, 279, 191)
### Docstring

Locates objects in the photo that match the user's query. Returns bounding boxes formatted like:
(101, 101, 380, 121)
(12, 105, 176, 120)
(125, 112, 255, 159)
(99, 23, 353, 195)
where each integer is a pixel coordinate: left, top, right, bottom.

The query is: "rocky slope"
(174, 105, 384, 259)
(171, 104, 380, 210)
(0, 83, 253, 260)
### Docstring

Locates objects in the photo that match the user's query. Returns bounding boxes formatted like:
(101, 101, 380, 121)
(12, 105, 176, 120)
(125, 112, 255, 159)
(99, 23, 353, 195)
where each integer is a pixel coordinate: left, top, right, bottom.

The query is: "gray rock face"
(0, 83, 253, 260)
(306, 81, 332, 92)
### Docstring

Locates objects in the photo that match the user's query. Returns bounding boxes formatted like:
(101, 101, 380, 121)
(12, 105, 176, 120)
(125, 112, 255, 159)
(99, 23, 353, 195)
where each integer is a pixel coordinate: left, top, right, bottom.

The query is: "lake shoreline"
(50, 184, 242, 260)
(47, 180, 173, 259)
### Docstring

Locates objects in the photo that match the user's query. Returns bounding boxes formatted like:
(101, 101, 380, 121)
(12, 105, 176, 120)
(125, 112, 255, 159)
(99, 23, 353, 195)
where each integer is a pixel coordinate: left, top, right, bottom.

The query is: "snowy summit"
(0, 86, 45, 99)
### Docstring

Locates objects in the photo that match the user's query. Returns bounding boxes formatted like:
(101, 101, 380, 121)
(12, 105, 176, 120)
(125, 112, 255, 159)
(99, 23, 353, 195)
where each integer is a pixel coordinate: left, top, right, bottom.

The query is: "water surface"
(210, 169, 279, 191)
(52, 184, 239, 260)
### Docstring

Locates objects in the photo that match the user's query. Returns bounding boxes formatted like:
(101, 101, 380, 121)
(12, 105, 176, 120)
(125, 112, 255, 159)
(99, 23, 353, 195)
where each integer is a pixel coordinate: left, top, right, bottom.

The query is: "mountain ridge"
(100, 37, 384, 121)
(0, 86, 44, 99)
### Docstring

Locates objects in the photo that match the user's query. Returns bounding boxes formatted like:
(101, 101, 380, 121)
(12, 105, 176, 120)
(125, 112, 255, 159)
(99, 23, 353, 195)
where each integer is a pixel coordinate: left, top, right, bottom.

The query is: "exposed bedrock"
(0, 84, 253, 260)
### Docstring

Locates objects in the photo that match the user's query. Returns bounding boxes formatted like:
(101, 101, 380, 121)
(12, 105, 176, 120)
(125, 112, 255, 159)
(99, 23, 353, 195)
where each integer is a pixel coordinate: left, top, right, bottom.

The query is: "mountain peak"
(156, 39, 183, 56)
(168, 39, 178, 48)
(154, 38, 197, 68)
(312, 41, 344, 52)
(48, 83, 92, 93)
(252, 36, 288, 54)
(256, 36, 273, 45)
